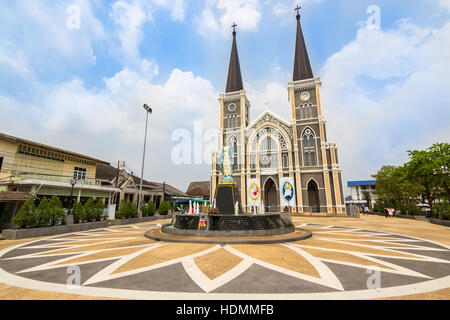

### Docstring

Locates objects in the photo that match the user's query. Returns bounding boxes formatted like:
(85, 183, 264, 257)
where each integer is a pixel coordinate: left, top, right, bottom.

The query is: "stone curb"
(291, 215, 360, 218)
(429, 218, 450, 227)
(145, 226, 312, 244)
(110, 214, 173, 225)
(370, 212, 450, 227)
(2, 221, 110, 240)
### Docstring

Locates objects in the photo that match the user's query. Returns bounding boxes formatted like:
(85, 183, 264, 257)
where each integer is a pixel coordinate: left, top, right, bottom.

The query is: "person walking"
(384, 208, 389, 218)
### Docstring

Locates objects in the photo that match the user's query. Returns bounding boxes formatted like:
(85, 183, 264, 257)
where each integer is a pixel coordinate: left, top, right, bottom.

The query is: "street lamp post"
(138, 104, 152, 218)
(68, 178, 78, 216)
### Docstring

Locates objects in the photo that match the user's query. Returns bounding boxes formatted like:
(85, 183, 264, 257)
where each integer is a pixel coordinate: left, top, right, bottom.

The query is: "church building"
(210, 10, 346, 215)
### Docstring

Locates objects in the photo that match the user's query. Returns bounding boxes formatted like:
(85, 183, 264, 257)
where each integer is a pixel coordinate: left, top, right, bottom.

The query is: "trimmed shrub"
(158, 201, 170, 215)
(140, 201, 149, 217)
(83, 198, 95, 222)
(147, 201, 156, 216)
(140, 200, 156, 217)
(72, 201, 84, 224)
(117, 201, 138, 219)
(36, 198, 52, 227)
(406, 202, 421, 215)
(49, 196, 65, 226)
(435, 202, 450, 220)
(94, 200, 104, 221)
(13, 197, 37, 229)
(373, 201, 385, 213)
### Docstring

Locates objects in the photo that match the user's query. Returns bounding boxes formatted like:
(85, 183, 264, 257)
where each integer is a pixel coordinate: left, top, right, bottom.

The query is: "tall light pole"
(138, 104, 152, 218)
(68, 178, 78, 216)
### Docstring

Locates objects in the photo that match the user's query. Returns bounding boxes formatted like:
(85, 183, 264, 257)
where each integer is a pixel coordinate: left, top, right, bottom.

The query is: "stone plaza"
(0, 215, 449, 300)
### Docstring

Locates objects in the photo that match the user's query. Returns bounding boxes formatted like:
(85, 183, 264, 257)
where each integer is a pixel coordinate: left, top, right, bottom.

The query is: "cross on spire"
(295, 5, 301, 15)
(231, 23, 237, 33)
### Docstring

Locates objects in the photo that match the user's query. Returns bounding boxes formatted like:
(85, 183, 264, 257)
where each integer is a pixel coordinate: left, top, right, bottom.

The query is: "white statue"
(219, 143, 234, 182)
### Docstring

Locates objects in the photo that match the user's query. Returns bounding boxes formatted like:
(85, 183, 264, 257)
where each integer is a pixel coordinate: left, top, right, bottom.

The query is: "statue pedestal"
(214, 182, 241, 215)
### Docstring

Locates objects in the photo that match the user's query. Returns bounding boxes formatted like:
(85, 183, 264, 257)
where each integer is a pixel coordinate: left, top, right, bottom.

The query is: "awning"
(0, 191, 38, 202)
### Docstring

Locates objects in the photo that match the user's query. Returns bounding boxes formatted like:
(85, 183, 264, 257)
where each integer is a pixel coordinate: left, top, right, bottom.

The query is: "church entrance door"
(307, 180, 320, 213)
(264, 178, 278, 212)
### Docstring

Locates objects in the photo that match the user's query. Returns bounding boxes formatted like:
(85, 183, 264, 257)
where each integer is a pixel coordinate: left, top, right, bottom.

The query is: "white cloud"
(441, 0, 450, 12)
(110, 0, 152, 66)
(0, 61, 219, 191)
(0, 42, 30, 74)
(152, 0, 187, 21)
(195, 0, 262, 38)
(246, 81, 291, 123)
(320, 19, 450, 185)
(0, 0, 106, 73)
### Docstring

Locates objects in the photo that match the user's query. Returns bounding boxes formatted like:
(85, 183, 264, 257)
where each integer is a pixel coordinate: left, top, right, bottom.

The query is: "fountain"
(150, 143, 305, 244)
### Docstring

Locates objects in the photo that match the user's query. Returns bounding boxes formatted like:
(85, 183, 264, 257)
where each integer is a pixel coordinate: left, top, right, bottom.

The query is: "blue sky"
(1, 0, 449, 193)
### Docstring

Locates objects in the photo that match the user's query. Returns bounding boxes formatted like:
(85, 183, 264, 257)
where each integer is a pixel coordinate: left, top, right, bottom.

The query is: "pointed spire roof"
(293, 9, 313, 81)
(225, 24, 244, 93)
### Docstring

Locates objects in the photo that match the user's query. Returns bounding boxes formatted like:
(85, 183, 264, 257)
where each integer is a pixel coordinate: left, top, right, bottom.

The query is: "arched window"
(259, 136, 278, 170)
(304, 152, 310, 167)
(228, 136, 238, 167)
(250, 155, 256, 169)
(302, 128, 317, 167)
(308, 103, 313, 118)
(310, 152, 316, 166)
(282, 154, 289, 168)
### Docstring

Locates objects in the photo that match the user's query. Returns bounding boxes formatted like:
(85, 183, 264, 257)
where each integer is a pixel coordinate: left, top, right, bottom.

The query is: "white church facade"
(211, 11, 346, 216)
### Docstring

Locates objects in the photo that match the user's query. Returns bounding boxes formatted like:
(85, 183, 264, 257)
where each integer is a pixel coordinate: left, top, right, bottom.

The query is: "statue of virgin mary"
(219, 143, 234, 182)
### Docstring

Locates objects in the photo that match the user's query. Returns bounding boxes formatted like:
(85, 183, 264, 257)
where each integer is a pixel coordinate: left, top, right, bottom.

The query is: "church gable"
(247, 111, 293, 140)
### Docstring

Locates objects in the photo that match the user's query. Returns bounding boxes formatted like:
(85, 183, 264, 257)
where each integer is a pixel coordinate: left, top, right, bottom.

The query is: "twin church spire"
(225, 23, 244, 93)
(225, 6, 313, 93)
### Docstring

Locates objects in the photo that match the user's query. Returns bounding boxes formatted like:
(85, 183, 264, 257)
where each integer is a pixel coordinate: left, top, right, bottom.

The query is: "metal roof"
(347, 180, 376, 187)
(0, 132, 109, 165)
(0, 191, 38, 201)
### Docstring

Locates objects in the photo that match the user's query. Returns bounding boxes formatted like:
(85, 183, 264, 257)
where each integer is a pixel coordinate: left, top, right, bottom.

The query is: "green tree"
(405, 147, 443, 213)
(158, 201, 170, 215)
(373, 165, 422, 214)
(434, 201, 450, 220)
(94, 200, 104, 221)
(117, 201, 137, 219)
(147, 200, 156, 216)
(372, 166, 403, 208)
(362, 191, 372, 210)
(83, 198, 95, 222)
(72, 200, 84, 223)
(36, 198, 52, 227)
(13, 197, 37, 228)
(427, 143, 450, 202)
(140, 201, 149, 217)
(49, 196, 65, 226)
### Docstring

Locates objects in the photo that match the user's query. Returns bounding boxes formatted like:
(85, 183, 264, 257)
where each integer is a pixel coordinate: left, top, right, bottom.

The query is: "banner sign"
(247, 179, 261, 206)
(279, 177, 295, 207)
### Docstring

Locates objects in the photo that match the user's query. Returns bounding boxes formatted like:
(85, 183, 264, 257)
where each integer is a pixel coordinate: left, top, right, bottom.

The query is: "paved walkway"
(0, 216, 448, 300)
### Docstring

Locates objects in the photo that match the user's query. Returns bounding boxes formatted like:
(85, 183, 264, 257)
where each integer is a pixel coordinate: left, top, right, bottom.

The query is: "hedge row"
(13, 196, 105, 229)
(115, 200, 171, 219)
